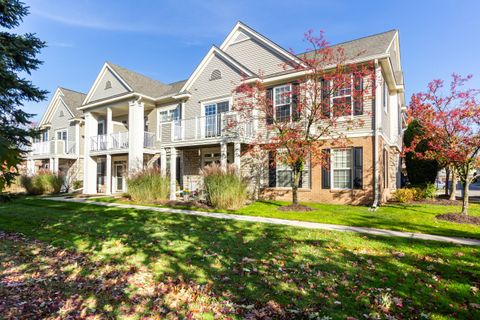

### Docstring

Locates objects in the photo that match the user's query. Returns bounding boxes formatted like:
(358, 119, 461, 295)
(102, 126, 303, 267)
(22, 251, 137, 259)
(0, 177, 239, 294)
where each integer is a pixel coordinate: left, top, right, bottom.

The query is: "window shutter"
(266, 88, 274, 125)
(321, 78, 330, 117)
(268, 151, 276, 187)
(353, 75, 364, 116)
(353, 147, 363, 189)
(321, 149, 331, 189)
(291, 82, 300, 121)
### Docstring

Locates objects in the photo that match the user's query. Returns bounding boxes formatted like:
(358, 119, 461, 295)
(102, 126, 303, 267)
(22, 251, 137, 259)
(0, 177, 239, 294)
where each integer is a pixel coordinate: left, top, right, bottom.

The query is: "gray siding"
(89, 69, 130, 102)
(224, 38, 294, 75)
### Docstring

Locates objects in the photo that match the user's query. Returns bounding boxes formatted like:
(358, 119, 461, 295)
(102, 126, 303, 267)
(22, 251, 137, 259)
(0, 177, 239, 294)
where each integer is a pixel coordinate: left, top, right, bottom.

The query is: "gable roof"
(39, 87, 86, 127)
(298, 29, 398, 62)
(179, 45, 257, 93)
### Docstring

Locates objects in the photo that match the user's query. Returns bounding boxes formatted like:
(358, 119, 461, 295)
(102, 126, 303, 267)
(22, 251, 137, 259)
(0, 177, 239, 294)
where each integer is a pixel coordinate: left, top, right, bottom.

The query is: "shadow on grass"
(0, 198, 479, 318)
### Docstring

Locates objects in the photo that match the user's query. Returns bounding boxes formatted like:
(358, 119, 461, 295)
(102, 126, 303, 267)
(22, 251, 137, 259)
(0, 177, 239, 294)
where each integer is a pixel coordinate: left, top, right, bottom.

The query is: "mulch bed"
(436, 213, 480, 225)
(414, 198, 461, 206)
(278, 204, 314, 212)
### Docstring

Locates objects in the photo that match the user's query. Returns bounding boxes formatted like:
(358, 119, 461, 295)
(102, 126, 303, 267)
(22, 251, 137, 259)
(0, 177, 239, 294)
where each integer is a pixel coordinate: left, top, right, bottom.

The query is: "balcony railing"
(31, 140, 76, 156)
(89, 131, 155, 152)
(158, 112, 255, 143)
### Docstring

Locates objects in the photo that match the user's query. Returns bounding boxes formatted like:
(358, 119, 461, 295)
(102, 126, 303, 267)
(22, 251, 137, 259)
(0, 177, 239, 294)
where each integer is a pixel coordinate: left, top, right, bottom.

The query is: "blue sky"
(15, 0, 480, 122)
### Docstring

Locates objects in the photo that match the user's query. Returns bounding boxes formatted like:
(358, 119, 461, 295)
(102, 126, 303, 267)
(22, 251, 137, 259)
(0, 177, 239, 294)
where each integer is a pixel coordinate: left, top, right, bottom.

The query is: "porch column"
(49, 158, 54, 172)
(75, 122, 80, 155)
(53, 157, 59, 174)
(169, 147, 177, 200)
(234, 142, 241, 173)
(106, 107, 113, 150)
(84, 112, 98, 194)
(220, 142, 227, 168)
(160, 148, 167, 176)
(27, 159, 35, 175)
(128, 100, 145, 174)
(105, 154, 112, 195)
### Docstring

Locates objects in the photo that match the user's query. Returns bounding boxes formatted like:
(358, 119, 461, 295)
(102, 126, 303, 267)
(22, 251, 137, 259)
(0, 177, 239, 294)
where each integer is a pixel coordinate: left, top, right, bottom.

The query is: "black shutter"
(266, 88, 274, 125)
(353, 147, 363, 189)
(268, 151, 276, 187)
(321, 78, 330, 117)
(291, 82, 300, 121)
(321, 149, 331, 189)
(353, 75, 364, 116)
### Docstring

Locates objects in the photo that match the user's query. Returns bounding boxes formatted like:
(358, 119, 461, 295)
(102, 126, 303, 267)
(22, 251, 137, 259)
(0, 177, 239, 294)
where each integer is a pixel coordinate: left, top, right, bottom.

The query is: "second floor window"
(159, 105, 180, 123)
(274, 84, 292, 122)
(332, 82, 352, 117)
(322, 75, 364, 117)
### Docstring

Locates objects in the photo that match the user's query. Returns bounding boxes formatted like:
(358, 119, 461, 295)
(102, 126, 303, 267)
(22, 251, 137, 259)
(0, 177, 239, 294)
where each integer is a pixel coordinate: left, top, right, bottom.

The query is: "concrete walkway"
(46, 197, 480, 246)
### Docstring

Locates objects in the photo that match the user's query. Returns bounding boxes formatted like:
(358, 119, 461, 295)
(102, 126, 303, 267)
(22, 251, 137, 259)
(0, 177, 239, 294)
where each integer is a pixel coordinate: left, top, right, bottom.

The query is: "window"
(56, 129, 67, 141)
(42, 131, 49, 142)
(203, 100, 229, 137)
(332, 78, 352, 117)
(273, 84, 292, 122)
(158, 106, 180, 123)
(105, 80, 112, 90)
(383, 77, 389, 112)
(97, 120, 105, 135)
(269, 150, 310, 188)
(332, 149, 352, 189)
(210, 69, 222, 81)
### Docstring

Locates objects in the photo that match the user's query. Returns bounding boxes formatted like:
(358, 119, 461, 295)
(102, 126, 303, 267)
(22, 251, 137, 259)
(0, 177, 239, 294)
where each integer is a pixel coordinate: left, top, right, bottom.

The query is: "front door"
(114, 163, 125, 192)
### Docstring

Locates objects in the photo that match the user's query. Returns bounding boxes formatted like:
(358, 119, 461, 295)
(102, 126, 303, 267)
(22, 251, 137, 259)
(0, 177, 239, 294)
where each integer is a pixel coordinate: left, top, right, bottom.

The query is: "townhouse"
(27, 22, 405, 205)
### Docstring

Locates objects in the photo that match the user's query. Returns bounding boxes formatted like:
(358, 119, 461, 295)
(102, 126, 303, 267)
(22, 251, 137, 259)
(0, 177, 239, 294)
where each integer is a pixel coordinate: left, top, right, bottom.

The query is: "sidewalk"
(46, 197, 480, 246)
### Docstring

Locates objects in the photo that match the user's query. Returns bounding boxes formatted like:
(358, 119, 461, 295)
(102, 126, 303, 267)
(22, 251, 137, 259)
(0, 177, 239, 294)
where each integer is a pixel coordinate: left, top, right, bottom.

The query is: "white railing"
(31, 140, 77, 155)
(90, 131, 155, 152)
(158, 112, 255, 143)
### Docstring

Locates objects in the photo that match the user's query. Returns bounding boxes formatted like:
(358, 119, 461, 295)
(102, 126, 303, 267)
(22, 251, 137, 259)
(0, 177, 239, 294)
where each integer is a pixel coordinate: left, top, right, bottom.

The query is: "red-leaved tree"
(233, 30, 375, 206)
(407, 74, 480, 215)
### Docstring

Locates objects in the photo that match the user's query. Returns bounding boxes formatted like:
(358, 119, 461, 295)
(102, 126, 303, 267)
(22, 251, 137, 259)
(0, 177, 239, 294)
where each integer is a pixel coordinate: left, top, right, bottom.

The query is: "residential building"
(28, 22, 405, 205)
(26, 87, 86, 185)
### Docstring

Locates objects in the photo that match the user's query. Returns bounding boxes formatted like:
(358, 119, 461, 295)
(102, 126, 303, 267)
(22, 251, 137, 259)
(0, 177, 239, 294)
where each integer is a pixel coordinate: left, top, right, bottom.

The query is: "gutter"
(371, 59, 380, 211)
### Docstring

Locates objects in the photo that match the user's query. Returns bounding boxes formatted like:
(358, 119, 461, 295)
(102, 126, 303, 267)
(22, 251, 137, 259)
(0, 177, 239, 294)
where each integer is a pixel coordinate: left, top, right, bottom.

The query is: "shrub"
(392, 188, 416, 203)
(201, 163, 248, 210)
(20, 170, 64, 195)
(73, 180, 83, 190)
(127, 168, 169, 202)
(393, 183, 437, 203)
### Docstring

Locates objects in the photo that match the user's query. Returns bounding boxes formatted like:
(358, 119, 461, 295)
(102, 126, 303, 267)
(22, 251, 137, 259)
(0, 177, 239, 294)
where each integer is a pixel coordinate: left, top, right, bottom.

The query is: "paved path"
(46, 197, 480, 246)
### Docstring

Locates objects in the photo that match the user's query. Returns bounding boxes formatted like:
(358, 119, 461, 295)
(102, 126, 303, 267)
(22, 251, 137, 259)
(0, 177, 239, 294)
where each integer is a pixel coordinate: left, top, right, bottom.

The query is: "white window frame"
(331, 148, 353, 190)
(273, 84, 292, 122)
(274, 149, 311, 189)
(55, 128, 68, 141)
(200, 97, 232, 117)
(42, 131, 49, 142)
(97, 120, 106, 135)
(330, 75, 354, 119)
(157, 104, 182, 141)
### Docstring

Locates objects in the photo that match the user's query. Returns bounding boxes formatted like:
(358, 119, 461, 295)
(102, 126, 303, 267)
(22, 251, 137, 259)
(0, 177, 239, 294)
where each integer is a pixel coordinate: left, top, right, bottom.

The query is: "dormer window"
(105, 80, 112, 89)
(210, 69, 222, 81)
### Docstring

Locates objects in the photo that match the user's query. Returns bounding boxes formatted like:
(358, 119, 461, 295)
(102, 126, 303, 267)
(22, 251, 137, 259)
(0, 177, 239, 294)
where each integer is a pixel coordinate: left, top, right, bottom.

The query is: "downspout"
(370, 59, 380, 211)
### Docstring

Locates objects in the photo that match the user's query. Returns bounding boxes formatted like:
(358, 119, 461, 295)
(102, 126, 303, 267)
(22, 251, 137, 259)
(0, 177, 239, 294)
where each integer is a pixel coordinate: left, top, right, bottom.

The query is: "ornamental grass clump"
(20, 170, 64, 195)
(201, 163, 248, 210)
(127, 167, 169, 202)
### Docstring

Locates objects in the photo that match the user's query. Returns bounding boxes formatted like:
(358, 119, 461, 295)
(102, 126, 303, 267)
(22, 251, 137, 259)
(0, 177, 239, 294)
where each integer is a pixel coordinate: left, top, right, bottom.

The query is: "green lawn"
(0, 198, 479, 319)
(94, 196, 480, 239)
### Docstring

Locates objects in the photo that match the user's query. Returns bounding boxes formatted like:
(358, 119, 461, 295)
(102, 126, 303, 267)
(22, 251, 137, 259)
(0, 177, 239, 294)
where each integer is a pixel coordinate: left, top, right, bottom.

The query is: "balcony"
(89, 131, 155, 152)
(158, 112, 255, 144)
(31, 140, 76, 156)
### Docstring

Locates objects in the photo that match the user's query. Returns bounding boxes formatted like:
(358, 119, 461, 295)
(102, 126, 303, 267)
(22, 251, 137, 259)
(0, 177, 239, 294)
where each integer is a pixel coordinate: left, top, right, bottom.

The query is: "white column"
(75, 122, 80, 154)
(128, 100, 145, 174)
(84, 112, 98, 194)
(105, 154, 112, 195)
(106, 107, 113, 150)
(49, 158, 54, 172)
(160, 148, 167, 176)
(220, 142, 227, 168)
(234, 142, 241, 173)
(169, 147, 177, 200)
(53, 157, 59, 174)
(27, 159, 35, 175)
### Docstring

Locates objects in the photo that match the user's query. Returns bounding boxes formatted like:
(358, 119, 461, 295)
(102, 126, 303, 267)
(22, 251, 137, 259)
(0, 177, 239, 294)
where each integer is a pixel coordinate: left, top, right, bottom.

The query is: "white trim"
(219, 22, 306, 68)
(39, 88, 75, 127)
(273, 83, 292, 122)
(180, 46, 254, 93)
(83, 62, 133, 105)
(331, 148, 353, 190)
(79, 93, 136, 110)
(156, 104, 181, 141)
(200, 96, 233, 116)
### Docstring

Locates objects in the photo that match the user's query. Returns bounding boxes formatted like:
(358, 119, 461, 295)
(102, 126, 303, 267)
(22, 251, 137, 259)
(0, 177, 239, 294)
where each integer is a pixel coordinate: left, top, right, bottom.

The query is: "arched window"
(105, 80, 112, 89)
(210, 69, 222, 81)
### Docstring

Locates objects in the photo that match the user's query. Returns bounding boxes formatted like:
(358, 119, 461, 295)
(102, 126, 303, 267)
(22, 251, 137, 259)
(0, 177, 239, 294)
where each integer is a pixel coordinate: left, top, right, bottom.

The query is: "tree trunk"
(449, 168, 457, 201)
(292, 169, 300, 205)
(444, 166, 450, 197)
(461, 180, 470, 215)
